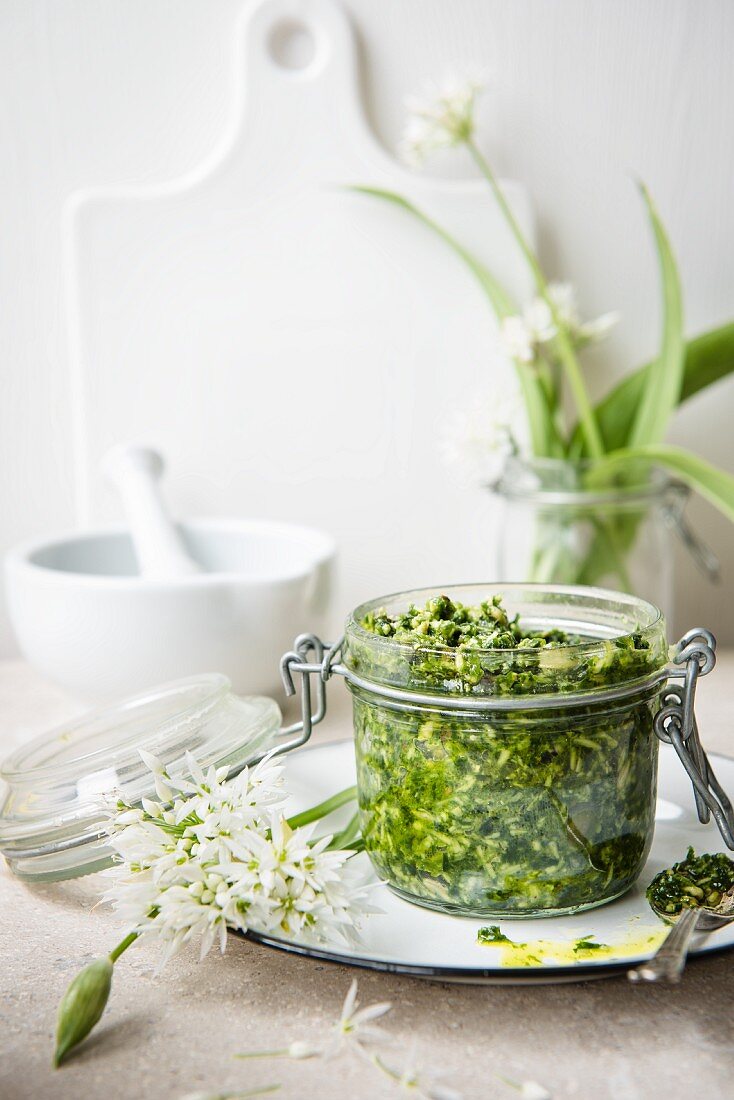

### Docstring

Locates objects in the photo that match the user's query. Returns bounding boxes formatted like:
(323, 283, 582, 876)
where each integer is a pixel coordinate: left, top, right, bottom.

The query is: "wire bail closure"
(654, 628, 734, 848)
(277, 627, 734, 849)
(273, 633, 341, 758)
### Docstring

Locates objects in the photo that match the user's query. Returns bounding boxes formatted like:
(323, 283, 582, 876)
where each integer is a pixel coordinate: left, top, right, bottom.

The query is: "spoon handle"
(628, 908, 700, 984)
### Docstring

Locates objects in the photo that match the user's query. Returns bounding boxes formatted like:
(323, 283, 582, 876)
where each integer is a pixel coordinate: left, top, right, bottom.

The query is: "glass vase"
(493, 457, 688, 622)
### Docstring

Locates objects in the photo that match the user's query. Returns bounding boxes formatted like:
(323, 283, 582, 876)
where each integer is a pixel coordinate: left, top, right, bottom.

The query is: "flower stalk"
(108, 930, 138, 963)
(285, 785, 357, 829)
(465, 138, 604, 459)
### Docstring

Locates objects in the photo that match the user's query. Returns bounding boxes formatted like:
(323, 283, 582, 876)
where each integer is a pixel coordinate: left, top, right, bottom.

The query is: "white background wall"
(1, 0, 733, 655)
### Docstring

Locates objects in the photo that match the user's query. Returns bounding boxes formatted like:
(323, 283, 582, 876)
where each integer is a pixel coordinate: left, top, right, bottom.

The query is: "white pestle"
(101, 445, 202, 578)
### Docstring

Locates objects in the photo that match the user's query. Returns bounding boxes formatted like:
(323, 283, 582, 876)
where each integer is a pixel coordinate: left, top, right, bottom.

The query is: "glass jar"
(340, 584, 668, 918)
(493, 457, 688, 623)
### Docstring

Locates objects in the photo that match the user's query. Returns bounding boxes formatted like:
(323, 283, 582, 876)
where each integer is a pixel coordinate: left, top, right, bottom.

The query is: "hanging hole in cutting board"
(268, 20, 318, 72)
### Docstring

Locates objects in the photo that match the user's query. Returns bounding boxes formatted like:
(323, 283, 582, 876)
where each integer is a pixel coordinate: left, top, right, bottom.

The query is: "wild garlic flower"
(541, 282, 619, 345)
(500, 1079, 553, 1100)
(236, 978, 392, 1065)
(518, 1083, 552, 1100)
(401, 76, 484, 164)
(440, 390, 521, 480)
(103, 751, 375, 964)
(236, 981, 466, 1099)
(373, 1042, 464, 1100)
(330, 978, 392, 1053)
(501, 282, 618, 364)
(501, 315, 538, 364)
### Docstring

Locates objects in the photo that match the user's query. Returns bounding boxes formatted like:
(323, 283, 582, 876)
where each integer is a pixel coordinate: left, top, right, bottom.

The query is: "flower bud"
(54, 957, 113, 1067)
(288, 1039, 320, 1059)
(154, 776, 174, 803)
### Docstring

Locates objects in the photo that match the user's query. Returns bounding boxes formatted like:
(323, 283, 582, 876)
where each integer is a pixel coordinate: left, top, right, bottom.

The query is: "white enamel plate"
(243, 740, 734, 984)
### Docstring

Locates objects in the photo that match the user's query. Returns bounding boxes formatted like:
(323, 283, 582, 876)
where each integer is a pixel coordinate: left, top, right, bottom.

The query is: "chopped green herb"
(477, 925, 515, 945)
(352, 592, 662, 698)
(350, 593, 662, 916)
(646, 847, 734, 920)
(573, 936, 606, 952)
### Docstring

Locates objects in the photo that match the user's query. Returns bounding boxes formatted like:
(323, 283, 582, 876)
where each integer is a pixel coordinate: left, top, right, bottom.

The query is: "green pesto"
(646, 847, 734, 920)
(572, 936, 606, 952)
(476, 925, 513, 945)
(352, 594, 661, 917)
(476, 927, 609, 954)
(355, 594, 661, 697)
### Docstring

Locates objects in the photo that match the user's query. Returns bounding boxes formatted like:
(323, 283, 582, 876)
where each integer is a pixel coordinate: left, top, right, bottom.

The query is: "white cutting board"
(64, 0, 534, 629)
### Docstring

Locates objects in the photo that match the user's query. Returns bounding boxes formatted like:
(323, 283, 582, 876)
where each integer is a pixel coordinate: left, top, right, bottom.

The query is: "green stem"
(584, 514, 633, 592)
(108, 931, 138, 964)
(466, 138, 604, 459)
(286, 785, 357, 830)
(234, 1050, 290, 1060)
(370, 1053, 402, 1085)
(206, 1089, 281, 1099)
(326, 810, 362, 851)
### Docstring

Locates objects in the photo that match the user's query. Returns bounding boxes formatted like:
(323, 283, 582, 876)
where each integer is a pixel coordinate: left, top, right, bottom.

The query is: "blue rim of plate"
(239, 740, 734, 984)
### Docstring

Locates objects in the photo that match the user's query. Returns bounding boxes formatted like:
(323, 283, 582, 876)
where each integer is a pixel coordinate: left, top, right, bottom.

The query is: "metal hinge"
(655, 628, 734, 849)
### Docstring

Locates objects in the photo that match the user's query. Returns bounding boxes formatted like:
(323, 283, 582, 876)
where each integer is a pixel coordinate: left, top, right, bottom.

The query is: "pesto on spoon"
(646, 847, 734, 919)
(629, 848, 734, 983)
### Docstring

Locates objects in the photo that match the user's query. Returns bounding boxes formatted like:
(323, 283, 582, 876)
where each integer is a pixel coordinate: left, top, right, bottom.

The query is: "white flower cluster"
(501, 282, 618, 364)
(440, 389, 522, 480)
(401, 76, 484, 165)
(103, 752, 376, 964)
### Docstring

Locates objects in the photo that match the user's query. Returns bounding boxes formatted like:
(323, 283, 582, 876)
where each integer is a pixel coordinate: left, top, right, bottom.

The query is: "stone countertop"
(1, 656, 733, 1100)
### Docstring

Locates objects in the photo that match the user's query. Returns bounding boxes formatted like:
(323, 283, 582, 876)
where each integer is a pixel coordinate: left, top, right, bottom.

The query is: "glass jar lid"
(0, 674, 281, 882)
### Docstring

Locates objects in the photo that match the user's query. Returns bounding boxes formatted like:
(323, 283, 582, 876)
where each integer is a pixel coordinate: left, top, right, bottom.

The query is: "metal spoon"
(628, 888, 734, 984)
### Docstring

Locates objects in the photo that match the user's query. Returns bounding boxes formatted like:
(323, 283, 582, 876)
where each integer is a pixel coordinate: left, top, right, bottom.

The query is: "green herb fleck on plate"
(573, 936, 607, 952)
(477, 925, 515, 946)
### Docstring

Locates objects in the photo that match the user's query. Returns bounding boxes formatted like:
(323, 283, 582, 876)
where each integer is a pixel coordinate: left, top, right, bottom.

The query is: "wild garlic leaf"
(572, 322, 734, 456)
(628, 184, 685, 447)
(588, 445, 734, 523)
